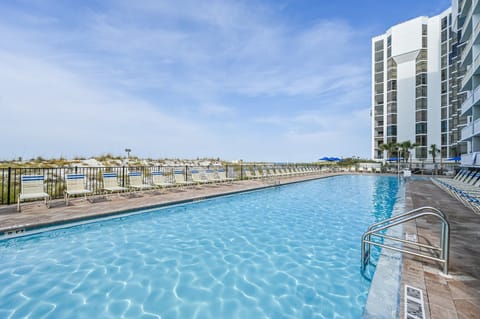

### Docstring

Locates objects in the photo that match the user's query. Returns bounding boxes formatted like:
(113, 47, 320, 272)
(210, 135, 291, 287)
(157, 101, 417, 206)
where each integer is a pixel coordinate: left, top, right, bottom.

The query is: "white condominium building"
(455, 0, 480, 166)
(371, 8, 467, 161)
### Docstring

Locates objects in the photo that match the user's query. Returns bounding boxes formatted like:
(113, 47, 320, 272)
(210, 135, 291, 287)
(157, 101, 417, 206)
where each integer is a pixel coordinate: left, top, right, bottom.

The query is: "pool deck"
(403, 178, 480, 319)
(1, 173, 479, 319)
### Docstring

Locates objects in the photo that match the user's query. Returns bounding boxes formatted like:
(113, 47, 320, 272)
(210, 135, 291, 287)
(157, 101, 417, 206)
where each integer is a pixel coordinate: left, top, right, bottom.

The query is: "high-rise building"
(371, 8, 467, 161)
(455, 0, 480, 166)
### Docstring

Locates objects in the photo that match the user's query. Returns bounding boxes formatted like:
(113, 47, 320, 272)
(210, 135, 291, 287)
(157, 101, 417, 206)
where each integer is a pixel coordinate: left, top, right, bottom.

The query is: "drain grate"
(4, 228, 25, 236)
(405, 285, 425, 319)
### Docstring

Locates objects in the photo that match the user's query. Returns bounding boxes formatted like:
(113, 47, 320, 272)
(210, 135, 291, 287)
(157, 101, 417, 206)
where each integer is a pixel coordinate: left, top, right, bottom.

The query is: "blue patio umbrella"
(318, 156, 330, 161)
(328, 157, 342, 161)
(386, 157, 403, 161)
(446, 156, 461, 161)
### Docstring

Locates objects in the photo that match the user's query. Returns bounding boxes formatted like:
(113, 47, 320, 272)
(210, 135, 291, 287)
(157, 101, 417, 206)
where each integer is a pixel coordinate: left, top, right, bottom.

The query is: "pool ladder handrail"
(361, 206, 450, 275)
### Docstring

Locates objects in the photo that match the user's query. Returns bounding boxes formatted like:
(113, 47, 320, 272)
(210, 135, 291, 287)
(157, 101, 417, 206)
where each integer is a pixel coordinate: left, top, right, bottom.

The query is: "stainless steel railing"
(361, 206, 450, 275)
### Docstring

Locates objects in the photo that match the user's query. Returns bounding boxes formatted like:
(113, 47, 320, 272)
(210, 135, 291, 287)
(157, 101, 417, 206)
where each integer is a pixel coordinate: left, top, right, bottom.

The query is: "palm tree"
(429, 144, 440, 164)
(379, 140, 399, 159)
(429, 144, 441, 175)
(399, 140, 418, 168)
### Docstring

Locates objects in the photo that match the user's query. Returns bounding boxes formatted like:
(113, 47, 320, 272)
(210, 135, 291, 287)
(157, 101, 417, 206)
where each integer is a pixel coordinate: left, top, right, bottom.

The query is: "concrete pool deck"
(0, 173, 479, 318)
(402, 178, 480, 319)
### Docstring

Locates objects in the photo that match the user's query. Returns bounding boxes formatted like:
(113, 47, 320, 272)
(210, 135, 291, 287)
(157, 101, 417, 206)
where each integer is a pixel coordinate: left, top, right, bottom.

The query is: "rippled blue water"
(0, 175, 400, 319)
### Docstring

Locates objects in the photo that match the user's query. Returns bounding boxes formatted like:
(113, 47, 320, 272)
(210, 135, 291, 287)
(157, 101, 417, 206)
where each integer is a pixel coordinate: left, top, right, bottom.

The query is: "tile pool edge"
(0, 174, 340, 237)
(363, 179, 405, 318)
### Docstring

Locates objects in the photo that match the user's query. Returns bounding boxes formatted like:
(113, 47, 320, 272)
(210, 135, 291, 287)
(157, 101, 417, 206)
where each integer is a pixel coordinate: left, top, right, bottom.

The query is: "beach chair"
(17, 175, 50, 212)
(102, 172, 128, 196)
(216, 169, 235, 182)
(243, 168, 254, 179)
(128, 172, 153, 192)
(205, 170, 222, 183)
(191, 170, 210, 185)
(173, 170, 194, 187)
(64, 174, 92, 206)
(152, 171, 174, 189)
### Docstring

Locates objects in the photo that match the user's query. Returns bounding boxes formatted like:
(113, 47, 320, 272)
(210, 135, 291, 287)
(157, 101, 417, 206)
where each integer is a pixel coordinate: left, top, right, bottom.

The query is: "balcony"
(460, 0, 473, 20)
(462, 122, 474, 140)
(461, 92, 474, 115)
(462, 5, 474, 43)
(461, 152, 478, 166)
(461, 64, 473, 90)
(461, 40, 473, 68)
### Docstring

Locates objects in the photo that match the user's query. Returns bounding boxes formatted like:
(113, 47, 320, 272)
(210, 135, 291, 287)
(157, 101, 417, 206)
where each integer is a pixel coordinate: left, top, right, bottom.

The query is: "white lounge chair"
(173, 170, 194, 187)
(102, 172, 128, 195)
(191, 170, 210, 185)
(64, 174, 92, 205)
(128, 172, 153, 192)
(17, 175, 50, 212)
(152, 171, 174, 189)
(205, 170, 223, 183)
(217, 169, 235, 182)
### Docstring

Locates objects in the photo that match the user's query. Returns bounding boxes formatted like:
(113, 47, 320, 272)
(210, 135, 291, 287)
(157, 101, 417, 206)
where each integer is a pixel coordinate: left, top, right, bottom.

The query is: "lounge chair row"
(434, 168, 480, 210)
(243, 167, 321, 179)
(16, 169, 234, 211)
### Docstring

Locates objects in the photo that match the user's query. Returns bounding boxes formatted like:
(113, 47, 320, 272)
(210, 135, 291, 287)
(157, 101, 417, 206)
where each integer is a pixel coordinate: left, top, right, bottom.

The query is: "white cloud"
(0, 1, 373, 162)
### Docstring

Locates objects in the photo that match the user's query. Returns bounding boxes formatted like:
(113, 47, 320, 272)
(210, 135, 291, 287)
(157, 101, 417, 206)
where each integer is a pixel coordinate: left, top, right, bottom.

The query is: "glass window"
(441, 134, 448, 145)
(441, 30, 447, 42)
(416, 136, 427, 147)
(416, 61, 427, 73)
(375, 72, 384, 83)
(374, 40, 384, 51)
(387, 91, 397, 101)
(387, 102, 397, 113)
(441, 120, 448, 132)
(416, 123, 427, 134)
(441, 106, 447, 118)
(416, 98, 427, 110)
(416, 86, 427, 97)
(416, 111, 427, 122)
(387, 35, 391, 46)
(387, 125, 397, 136)
(422, 24, 428, 35)
(416, 147, 427, 158)
(387, 79, 397, 91)
(416, 74, 427, 86)
(387, 114, 397, 124)
(441, 17, 447, 29)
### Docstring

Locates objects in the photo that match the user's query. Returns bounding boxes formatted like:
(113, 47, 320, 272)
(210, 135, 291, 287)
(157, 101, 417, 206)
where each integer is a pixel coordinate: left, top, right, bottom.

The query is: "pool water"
(0, 175, 400, 319)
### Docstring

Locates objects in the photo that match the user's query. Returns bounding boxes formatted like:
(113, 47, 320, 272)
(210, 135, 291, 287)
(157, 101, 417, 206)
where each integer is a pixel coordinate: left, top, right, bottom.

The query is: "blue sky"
(0, 0, 450, 162)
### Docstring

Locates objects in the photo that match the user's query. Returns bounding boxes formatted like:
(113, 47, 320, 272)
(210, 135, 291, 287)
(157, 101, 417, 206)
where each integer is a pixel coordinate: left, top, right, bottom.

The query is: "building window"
(416, 147, 427, 158)
(387, 125, 397, 136)
(416, 123, 427, 134)
(441, 120, 448, 132)
(416, 111, 427, 122)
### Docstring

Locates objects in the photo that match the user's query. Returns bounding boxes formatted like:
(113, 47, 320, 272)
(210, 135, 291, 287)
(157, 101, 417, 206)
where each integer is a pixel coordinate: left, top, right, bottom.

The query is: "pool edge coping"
(362, 177, 405, 318)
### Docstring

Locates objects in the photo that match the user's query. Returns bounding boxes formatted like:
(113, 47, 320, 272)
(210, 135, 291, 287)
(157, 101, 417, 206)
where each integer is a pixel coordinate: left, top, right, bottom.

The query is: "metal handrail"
(361, 206, 450, 275)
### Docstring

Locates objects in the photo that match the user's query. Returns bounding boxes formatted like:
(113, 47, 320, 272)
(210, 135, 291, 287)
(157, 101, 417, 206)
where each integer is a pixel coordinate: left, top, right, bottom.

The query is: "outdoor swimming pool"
(0, 175, 400, 318)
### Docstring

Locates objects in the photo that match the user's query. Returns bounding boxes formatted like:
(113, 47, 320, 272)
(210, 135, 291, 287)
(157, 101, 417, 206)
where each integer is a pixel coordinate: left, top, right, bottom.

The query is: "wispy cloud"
(0, 1, 372, 161)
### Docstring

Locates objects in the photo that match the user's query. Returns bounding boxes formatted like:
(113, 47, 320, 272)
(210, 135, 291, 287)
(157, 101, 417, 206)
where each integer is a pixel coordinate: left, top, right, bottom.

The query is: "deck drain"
(4, 228, 25, 236)
(405, 285, 425, 319)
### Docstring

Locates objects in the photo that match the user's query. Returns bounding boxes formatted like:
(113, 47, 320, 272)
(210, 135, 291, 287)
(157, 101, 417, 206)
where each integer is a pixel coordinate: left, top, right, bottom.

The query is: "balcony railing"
(461, 92, 474, 115)
(462, 122, 474, 140)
